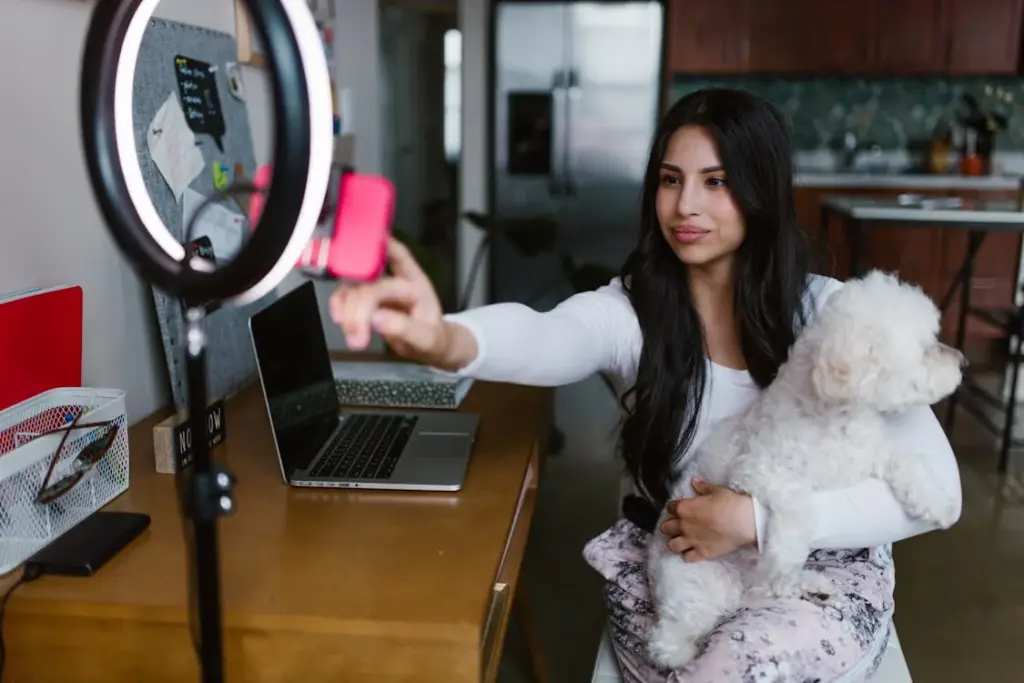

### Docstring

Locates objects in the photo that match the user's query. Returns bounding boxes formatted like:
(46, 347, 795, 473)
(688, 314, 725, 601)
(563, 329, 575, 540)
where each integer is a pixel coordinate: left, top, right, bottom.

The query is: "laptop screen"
(249, 281, 340, 477)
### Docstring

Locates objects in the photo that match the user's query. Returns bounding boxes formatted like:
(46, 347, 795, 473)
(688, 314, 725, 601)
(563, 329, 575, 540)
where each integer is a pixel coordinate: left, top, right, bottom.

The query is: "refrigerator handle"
(549, 70, 567, 196)
(563, 68, 580, 196)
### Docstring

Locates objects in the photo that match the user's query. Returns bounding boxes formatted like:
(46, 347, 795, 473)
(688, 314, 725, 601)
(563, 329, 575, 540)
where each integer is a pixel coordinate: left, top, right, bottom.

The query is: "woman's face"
(655, 125, 746, 269)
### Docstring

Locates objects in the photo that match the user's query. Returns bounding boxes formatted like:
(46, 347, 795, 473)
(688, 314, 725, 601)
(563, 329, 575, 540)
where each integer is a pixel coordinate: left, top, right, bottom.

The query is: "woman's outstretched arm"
(439, 278, 640, 388)
(331, 238, 638, 389)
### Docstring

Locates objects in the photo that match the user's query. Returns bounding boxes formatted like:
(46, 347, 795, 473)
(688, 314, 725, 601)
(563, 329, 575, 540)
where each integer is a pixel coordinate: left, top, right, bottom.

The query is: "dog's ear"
(811, 331, 880, 402)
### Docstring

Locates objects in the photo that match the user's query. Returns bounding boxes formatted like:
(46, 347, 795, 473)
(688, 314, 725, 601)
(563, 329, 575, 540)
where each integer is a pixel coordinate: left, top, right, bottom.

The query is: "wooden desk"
(1, 380, 553, 682)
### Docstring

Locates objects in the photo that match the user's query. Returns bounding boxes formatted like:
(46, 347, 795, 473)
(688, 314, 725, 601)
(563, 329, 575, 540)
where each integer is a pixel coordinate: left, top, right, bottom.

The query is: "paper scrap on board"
(147, 92, 205, 202)
(183, 188, 245, 261)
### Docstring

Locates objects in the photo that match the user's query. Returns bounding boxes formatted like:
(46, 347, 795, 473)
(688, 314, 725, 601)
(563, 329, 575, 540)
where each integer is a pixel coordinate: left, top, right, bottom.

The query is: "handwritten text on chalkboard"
(174, 55, 226, 152)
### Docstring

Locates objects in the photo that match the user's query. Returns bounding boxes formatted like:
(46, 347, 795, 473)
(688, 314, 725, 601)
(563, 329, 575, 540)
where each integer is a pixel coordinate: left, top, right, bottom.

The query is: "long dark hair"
(619, 88, 812, 507)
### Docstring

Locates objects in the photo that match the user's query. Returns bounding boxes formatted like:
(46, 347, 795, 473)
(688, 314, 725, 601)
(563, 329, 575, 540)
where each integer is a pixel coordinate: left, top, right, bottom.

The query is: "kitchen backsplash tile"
(670, 76, 1024, 152)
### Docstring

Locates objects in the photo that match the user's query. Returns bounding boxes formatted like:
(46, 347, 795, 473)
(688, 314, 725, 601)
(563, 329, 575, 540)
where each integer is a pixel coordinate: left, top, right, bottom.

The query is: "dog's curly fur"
(646, 271, 964, 669)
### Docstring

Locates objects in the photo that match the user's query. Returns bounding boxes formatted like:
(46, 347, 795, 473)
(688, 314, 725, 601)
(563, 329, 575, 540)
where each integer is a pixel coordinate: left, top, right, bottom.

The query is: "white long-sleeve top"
(442, 274, 963, 551)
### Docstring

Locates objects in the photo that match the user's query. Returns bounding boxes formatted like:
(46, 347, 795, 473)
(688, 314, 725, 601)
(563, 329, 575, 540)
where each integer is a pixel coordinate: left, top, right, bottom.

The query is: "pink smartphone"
(329, 171, 394, 281)
(247, 165, 394, 281)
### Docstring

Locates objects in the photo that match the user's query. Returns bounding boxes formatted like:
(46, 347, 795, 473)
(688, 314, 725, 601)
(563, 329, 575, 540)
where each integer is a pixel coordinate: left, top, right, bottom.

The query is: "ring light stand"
(79, 2, 334, 681)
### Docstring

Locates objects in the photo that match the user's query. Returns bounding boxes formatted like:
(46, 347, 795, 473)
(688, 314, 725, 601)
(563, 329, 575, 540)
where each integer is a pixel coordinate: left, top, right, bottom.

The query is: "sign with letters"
(173, 399, 227, 471)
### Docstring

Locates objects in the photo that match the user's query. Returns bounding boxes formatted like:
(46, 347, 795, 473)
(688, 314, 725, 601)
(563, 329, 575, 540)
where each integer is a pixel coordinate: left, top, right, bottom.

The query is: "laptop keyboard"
(309, 414, 418, 480)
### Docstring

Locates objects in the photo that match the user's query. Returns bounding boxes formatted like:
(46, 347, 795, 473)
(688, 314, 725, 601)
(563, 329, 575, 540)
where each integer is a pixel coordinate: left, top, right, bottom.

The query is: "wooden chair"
(944, 295, 1024, 473)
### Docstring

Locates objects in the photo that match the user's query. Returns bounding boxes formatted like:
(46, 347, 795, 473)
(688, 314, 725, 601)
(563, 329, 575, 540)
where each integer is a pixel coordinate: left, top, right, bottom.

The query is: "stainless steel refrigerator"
(492, 0, 664, 306)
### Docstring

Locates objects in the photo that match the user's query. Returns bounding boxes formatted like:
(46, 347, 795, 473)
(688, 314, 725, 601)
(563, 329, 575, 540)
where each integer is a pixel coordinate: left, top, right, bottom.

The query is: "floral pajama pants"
(583, 519, 896, 683)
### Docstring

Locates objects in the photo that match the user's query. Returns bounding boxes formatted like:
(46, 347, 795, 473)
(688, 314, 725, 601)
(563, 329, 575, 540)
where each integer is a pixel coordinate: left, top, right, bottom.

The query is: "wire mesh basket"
(0, 388, 130, 575)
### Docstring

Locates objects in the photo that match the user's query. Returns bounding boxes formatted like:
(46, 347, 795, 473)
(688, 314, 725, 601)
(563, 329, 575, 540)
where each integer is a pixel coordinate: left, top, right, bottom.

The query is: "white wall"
(334, 0, 384, 176)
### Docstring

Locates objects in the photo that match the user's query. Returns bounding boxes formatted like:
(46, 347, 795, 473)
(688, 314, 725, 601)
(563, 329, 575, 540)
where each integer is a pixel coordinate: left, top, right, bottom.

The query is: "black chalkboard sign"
(174, 55, 226, 152)
(173, 399, 227, 471)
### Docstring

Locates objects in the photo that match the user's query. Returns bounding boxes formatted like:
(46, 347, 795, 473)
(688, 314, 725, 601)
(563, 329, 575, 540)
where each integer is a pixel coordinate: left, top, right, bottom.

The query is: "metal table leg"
(945, 230, 984, 432)
(1000, 308, 1024, 473)
(939, 231, 987, 313)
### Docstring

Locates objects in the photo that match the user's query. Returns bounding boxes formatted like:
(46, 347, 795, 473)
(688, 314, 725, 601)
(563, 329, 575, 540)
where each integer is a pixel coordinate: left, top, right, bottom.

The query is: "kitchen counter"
(795, 172, 1021, 190)
(821, 195, 1024, 226)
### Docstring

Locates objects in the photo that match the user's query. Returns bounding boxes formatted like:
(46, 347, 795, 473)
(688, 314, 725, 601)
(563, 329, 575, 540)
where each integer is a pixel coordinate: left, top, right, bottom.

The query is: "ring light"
(81, 0, 334, 305)
(79, 2, 335, 681)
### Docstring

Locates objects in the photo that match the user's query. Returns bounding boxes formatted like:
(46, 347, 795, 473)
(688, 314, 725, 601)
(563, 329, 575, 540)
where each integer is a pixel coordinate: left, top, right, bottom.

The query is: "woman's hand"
(329, 238, 475, 369)
(660, 477, 757, 562)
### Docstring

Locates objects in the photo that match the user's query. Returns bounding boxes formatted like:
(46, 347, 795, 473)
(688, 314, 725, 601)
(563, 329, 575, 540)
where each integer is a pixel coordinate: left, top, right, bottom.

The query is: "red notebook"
(0, 285, 84, 413)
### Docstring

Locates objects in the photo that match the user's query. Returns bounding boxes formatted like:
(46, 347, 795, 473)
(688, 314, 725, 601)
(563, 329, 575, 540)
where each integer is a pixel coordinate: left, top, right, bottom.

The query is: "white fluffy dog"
(646, 270, 963, 669)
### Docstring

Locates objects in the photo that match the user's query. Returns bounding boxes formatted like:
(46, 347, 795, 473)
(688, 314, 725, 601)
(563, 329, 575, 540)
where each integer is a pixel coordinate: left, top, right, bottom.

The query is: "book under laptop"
(248, 281, 479, 491)
(330, 359, 474, 410)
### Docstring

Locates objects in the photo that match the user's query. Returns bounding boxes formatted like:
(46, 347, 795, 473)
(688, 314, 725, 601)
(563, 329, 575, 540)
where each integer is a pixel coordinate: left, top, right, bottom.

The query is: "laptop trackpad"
(414, 432, 471, 457)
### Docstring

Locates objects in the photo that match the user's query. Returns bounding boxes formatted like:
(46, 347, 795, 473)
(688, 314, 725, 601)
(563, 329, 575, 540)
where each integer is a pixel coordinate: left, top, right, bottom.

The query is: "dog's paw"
(928, 498, 960, 528)
(906, 493, 959, 528)
(750, 571, 834, 600)
(798, 569, 834, 597)
(748, 573, 802, 599)
(648, 624, 699, 670)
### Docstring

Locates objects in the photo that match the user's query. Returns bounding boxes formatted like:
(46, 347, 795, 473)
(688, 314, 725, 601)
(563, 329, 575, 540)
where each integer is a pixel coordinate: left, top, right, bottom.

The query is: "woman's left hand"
(660, 477, 757, 562)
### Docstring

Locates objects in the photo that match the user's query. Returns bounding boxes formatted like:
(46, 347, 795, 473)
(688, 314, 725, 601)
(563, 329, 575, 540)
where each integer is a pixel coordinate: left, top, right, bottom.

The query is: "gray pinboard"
(132, 17, 276, 409)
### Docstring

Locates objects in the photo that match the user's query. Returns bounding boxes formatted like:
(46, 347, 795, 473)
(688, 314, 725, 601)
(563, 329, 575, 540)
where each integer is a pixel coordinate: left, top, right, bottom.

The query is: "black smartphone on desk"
(25, 511, 151, 577)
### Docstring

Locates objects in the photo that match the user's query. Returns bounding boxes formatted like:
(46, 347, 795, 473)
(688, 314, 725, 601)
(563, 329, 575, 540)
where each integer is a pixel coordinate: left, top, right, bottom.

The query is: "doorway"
(379, 0, 461, 310)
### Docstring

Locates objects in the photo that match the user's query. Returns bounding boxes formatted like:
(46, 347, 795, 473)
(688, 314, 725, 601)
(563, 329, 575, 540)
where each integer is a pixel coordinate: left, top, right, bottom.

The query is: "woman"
(330, 88, 962, 682)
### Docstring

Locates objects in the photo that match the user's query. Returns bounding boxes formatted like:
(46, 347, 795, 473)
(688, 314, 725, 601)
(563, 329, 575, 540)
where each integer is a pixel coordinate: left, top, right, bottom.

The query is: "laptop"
(248, 281, 479, 491)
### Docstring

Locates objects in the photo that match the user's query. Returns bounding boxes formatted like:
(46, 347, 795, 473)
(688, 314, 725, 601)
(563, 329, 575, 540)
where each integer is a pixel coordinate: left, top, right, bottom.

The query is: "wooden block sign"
(153, 399, 227, 474)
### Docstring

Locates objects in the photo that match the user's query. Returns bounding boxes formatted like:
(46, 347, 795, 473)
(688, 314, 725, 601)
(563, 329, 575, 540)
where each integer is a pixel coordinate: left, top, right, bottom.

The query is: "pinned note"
(147, 92, 205, 202)
(182, 188, 245, 261)
(212, 161, 230, 192)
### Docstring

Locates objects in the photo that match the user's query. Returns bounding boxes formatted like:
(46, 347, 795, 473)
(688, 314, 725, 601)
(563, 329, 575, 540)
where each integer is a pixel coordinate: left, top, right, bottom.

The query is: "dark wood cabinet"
(947, 0, 1024, 74)
(871, 0, 949, 74)
(666, 0, 1024, 76)
(799, 1, 874, 74)
(666, 0, 751, 74)
(746, 1, 805, 73)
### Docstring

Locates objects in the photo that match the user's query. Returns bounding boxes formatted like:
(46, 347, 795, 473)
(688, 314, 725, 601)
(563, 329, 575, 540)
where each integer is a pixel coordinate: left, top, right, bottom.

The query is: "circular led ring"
(80, 0, 334, 305)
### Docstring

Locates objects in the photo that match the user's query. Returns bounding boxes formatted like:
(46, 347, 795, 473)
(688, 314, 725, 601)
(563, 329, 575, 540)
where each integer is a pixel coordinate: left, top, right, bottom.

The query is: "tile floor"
(497, 373, 1024, 682)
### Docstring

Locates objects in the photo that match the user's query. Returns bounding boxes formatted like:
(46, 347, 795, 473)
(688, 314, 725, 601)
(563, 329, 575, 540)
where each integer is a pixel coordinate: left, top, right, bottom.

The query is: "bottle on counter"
(929, 137, 951, 174)
(928, 116, 952, 174)
(961, 128, 984, 176)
